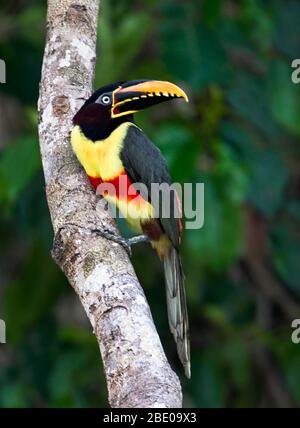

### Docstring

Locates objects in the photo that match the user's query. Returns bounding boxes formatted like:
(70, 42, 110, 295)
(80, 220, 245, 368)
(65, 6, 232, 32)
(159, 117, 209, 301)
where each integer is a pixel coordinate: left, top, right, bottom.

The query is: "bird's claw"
(117, 237, 132, 256)
(92, 228, 149, 257)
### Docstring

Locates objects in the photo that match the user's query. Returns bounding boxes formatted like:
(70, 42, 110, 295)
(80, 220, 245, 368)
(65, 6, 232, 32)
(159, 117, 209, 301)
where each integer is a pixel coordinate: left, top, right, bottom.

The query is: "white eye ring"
(101, 95, 111, 105)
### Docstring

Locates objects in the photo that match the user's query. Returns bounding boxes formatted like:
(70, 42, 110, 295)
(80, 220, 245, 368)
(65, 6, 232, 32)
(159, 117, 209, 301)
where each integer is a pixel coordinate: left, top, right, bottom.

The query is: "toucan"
(71, 80, 190, 378)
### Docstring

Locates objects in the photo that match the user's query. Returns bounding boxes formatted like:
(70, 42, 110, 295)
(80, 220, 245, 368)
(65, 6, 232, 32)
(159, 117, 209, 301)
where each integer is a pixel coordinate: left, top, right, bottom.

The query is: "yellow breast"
(70, 122, 132, 180)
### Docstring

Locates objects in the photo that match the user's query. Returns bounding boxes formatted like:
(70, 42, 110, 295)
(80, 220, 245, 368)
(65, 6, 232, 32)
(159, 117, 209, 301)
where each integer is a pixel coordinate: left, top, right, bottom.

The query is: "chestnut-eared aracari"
(71, 80, 190, 378)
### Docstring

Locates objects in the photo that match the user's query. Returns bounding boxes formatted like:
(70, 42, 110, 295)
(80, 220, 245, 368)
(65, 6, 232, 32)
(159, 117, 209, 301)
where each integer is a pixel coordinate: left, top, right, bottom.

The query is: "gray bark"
(38, 0, 182, 408)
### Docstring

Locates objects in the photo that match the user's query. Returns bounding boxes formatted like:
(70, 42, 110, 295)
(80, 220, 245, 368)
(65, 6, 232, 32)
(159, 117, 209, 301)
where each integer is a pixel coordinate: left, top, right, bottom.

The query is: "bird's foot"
(127, 234, 150, 246)
(92, 227, 149, 256)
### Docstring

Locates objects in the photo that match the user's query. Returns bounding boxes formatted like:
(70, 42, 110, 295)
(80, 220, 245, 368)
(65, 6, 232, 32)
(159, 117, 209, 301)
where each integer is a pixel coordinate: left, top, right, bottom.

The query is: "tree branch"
(38, 0, 182, 408)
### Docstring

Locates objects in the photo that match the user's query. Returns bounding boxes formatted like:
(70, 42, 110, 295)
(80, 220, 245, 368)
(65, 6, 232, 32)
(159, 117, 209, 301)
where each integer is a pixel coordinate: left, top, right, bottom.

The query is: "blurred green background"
(1, 0, 300, 408)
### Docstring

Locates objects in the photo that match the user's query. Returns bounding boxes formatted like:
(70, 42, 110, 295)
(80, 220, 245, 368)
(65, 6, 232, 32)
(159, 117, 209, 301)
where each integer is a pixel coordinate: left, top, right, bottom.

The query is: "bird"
(71, 79, 190, 378)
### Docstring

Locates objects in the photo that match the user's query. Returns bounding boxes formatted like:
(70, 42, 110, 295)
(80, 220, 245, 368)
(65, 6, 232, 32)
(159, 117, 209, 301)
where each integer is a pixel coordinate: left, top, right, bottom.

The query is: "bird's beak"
(111, 80, 189, 118)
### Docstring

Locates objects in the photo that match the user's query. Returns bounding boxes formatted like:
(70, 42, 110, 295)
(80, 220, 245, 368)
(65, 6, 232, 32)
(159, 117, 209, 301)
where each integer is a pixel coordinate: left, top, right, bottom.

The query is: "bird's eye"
(100, 95, 111, 105)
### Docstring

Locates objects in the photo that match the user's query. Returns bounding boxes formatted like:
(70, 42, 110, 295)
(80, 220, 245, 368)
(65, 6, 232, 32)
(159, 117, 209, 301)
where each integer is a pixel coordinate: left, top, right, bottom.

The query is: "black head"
(73, 79, 188, 141)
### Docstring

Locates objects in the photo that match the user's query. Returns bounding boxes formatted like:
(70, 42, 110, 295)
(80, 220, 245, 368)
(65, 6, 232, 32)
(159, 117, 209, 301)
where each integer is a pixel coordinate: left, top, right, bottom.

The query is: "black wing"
(120, 125, 181, 248)
(121, 125, 190, 377)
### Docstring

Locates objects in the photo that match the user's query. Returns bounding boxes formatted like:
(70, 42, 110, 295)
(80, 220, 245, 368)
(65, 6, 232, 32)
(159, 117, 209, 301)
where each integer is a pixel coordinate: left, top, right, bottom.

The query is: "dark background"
(0, 0, 300, 407)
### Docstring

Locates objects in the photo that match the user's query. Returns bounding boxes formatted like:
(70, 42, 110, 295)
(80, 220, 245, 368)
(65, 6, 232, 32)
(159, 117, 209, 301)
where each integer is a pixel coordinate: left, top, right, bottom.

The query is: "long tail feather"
(164, 247, 190, 378)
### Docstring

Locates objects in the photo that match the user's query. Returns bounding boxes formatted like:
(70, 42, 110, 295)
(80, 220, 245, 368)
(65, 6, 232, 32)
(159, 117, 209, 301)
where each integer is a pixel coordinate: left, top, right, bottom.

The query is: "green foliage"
(0, 0, 299, 409)
(0, 137, 41, 210)
(4, 244, 64, 343)
(247, 149, 288, 217)
(161, 1, 230, 89)
(268, 60, 300, 136)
